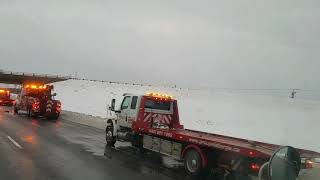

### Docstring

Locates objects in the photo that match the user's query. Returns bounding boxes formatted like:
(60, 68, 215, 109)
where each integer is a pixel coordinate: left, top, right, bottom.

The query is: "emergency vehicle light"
(145, 92, 174, 99)
(24, 84, 47, 89)
(306, 160, 313, 165)
(305, 159, 313, 168)
(250, 163, 260, 171)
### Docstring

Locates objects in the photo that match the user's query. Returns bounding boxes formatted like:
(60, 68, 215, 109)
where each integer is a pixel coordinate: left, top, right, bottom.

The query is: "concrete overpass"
(0, 70, 71, 85)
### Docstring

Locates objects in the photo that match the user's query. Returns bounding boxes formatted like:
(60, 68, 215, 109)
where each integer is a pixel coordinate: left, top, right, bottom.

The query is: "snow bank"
(54, 80, 320, 152)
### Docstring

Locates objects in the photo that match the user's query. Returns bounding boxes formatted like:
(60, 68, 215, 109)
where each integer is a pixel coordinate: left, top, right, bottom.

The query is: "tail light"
(305, 160, 313, 169)
(250, 163, 260, 172)
(56, 103, 61, 112)
(32, 101, 40, 110)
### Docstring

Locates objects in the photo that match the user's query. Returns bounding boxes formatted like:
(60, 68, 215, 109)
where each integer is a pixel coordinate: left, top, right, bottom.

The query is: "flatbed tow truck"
(106, 92, 320, 178)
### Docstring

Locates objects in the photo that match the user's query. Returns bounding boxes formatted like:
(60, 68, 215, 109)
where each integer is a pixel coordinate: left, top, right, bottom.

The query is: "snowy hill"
(54, 80, 320, 152)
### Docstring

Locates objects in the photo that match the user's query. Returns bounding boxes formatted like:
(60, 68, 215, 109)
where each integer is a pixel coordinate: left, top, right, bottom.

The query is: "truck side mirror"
(111, 99, 116, 111)
(52, 93, 57, 97)
(260, 146, 301, 180)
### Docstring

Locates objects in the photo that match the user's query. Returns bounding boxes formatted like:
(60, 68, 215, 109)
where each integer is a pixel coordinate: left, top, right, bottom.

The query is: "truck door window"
(21, 89, 26, 96)
(121, 96, 131, 110)
(130, 96, 138, 109)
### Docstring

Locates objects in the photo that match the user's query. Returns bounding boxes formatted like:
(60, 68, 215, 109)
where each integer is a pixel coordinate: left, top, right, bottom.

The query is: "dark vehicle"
(0, 89, 14, 106)
(14, 84, 61, 119)
(301, 158, 314, 169)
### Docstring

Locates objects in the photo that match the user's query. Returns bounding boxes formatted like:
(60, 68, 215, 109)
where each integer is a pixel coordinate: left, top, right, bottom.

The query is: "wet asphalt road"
(0, 106, 319, 180)
(0, 106, 188, 180)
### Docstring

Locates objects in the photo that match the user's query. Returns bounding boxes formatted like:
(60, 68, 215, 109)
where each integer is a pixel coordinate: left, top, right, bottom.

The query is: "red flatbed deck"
(145, 128, 320, 159)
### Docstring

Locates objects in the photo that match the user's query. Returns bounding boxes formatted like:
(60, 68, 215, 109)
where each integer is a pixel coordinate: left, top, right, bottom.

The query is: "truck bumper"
(0, 100, 14, 106)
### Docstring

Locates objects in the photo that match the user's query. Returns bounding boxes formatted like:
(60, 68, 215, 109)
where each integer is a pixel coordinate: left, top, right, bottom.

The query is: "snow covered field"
(54, 80, 320, 152)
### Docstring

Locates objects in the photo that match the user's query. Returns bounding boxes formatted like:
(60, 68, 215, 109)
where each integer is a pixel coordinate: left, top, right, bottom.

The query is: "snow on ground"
(54, 80, 320, 152)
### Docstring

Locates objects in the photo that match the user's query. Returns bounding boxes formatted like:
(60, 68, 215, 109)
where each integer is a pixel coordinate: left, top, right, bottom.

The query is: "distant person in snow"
(291, 89, 296, 99)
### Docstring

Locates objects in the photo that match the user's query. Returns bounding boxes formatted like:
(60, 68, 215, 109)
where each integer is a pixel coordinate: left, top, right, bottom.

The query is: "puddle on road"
(0, 106, 13, 114)
(59, 128, 195, 180)
(61, 133, 106, 156)
(60, 131, 189, 179)
(298, 163, 320, 180)
(103, 144, 190, 180)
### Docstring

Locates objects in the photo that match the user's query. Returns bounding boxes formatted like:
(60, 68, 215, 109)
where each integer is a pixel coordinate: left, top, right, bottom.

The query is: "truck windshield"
(145, 99, 171, 111)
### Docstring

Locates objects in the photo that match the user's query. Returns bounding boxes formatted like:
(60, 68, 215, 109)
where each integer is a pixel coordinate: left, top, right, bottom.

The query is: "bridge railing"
(0, 70, 71, 80)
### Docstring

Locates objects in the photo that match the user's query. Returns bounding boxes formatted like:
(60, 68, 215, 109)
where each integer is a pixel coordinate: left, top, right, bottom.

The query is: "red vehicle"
(14, 84, 61, 119)
(106, 92, 320, 178)
(301, 158, 314, 169)
(0, 89, 14, 106)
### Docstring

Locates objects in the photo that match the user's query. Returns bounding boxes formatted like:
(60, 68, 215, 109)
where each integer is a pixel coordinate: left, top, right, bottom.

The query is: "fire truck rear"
(0, 89, 14, 106)
(105, 92, 320, 179)
(14, 84, 61, 119)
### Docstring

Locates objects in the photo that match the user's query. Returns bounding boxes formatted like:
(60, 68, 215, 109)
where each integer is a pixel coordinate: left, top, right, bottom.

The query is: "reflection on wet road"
(0, 106, 319, 180)
(298, 163, 320, 180)
(0, 106, 190, 180)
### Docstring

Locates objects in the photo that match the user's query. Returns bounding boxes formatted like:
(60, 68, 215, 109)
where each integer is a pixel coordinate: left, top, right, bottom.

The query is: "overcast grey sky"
(0, 0, 319, 89)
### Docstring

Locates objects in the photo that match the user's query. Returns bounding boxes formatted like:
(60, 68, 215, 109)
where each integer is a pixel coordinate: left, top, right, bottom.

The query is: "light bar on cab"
(145, 92, 174, 99)
(24, 84, 47, 89)
(0, 89, 10, 95)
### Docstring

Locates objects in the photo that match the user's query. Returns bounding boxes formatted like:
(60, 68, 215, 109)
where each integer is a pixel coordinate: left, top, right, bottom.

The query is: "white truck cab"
(106, 92, 175, 146)
(116, 94, 142, 128)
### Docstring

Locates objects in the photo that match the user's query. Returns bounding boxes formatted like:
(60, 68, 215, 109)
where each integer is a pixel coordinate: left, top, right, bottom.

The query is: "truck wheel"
(184, 149, 203, 176)
(50, 113, 60, 120)
(27, 109, 31, 117)
(258, 162, 269, 180)
(53, 115, 59, 120)
(106, 126, 116, 147)
(31, 112, 38, 118)
(14, 107, 19, 114)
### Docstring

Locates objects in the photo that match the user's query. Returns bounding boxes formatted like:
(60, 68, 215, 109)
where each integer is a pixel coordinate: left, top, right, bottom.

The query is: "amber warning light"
(0, 89, 10, 94)
(145, 92, 174, 99)
(24, 84, 47, 89)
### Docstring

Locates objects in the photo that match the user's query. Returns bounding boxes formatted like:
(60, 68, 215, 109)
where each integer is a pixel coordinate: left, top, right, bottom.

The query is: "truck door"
(118, 96, 132, 128)
(118, 96, 139, 128)
(19, 88, 27, 110)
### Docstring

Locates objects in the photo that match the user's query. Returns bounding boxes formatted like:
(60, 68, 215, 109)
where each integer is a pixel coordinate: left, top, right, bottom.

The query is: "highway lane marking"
(7, 136, 23, 149)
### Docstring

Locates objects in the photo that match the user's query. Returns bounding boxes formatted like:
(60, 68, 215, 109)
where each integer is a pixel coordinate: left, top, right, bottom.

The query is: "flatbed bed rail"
(144, 128, 320, 159)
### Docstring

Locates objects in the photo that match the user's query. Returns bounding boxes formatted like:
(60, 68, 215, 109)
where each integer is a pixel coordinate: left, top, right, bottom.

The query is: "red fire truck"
(14, 84, 61, 119)
(106, 92, 320, 178)
(0, 89, 14, 106)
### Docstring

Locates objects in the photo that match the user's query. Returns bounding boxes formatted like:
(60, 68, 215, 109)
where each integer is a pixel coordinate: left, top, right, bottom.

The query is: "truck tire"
(27, 108, 31, 117)
(14, 107, 19, 114)
(31, 113, 38, 118)
(49, 113, 60, 120)
(258, 162, 269, 180)
(106, 126, 116, 147)
(184, 149, 203, 176)
(52, 115, 59, 120)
